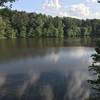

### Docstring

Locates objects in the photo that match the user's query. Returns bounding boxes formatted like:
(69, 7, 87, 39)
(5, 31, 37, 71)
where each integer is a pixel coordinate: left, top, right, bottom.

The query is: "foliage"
(88, 40, 100, 99)
(0, 8, 100, 38)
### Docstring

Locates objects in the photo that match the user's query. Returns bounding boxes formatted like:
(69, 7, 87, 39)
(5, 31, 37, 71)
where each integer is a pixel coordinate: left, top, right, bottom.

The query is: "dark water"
(0, 38, 98, 100)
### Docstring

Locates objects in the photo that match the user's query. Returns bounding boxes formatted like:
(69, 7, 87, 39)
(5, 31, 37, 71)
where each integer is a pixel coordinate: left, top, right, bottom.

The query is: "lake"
(0, 37, 98, 100)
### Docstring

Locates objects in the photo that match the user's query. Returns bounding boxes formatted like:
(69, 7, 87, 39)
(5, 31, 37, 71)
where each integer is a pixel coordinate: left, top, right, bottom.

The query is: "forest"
(0, 0, 100, 38)
(0, 8, 100, 38)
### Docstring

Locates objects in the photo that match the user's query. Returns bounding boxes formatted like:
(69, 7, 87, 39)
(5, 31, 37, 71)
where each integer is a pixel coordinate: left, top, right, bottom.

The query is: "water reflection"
(0, 47, 93, 74)
(0, 37, 97, 62)
(0, 38, 95, 100)
(0, 71, 91, 100)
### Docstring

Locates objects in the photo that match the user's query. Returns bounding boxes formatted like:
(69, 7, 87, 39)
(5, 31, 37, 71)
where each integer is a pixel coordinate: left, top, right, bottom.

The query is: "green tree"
(0, 16, 6, 37)
(88, 41, 100, 99)
(46, 23, 57, 37)
(27, 28, 34, 38)
(80, 27, 88, 36)
(67, 29, 74, 37)
(20, 26, 26, 38)
(0, 8, 100, 38)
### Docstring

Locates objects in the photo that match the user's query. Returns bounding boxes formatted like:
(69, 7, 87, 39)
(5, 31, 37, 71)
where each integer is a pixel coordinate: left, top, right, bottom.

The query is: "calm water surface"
(0, 38, 97, 100)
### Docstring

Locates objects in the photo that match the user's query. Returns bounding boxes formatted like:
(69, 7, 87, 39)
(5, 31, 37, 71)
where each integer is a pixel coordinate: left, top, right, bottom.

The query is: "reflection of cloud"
(0, 76, 6, 88)
(69, 47, 89, 58)
(65, 71, 90, 100)
(45, 52, 59, 63)
(18, 81, 29, 97)
(18, 72, 40, 97)
(0, 71, 92, 100)
(40, 85, 53, 100)
(0, 47, 93, 74)
(29, 72, 40, 85)
(45, 47, 90, 64)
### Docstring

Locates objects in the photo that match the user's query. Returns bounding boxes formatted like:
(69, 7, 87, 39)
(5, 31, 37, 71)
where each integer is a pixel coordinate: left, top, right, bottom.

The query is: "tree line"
(0, 8, 100, 38)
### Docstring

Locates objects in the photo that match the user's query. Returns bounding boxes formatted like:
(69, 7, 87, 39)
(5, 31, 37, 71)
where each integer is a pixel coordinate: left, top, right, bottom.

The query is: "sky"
(9, 0, 100, 19)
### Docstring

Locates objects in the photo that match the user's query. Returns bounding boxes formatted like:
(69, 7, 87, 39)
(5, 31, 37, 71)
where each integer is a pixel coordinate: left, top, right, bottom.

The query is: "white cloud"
(70, 4, 90, 17)
(42, 0, 100, 19)
(61, 3, 91, 19)
(43, 0, 61, 10)
(86, 0, 97, 3)
(71, 3, 100, 19)
(89, 12, 100, 19)
(59, 11, 68, 17)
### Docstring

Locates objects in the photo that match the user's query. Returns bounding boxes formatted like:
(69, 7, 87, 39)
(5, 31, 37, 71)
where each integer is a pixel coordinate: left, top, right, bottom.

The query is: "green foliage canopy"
(0, 8, 100, 38)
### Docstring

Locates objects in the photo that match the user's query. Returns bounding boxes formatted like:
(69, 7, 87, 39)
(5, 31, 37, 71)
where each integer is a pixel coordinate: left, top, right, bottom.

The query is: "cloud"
(86, 0, 97, 3)
(64, 4, 100, 19)
(59, 3, 91, 19)
(43, 0, 61, 10)
(90, 12, 100, 19)
(42, 0, 100, 19)
(69, 4, 90, 17)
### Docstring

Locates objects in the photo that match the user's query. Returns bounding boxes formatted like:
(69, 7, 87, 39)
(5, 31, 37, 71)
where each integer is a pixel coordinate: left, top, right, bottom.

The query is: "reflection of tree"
(88, 41, 100, 99)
